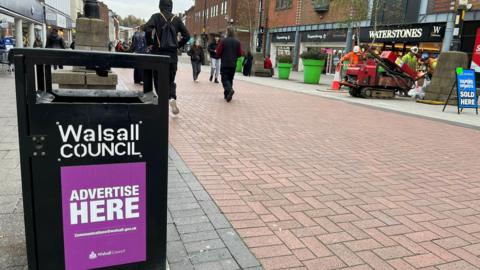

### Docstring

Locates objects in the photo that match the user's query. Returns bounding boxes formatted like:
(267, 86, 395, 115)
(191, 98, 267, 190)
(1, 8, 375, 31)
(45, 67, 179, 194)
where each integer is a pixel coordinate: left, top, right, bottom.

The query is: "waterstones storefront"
(359, 23, 446, 56)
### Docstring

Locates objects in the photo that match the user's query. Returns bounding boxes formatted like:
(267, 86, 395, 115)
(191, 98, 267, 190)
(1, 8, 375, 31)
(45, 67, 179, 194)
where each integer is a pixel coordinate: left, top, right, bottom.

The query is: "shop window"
(276, 0, 292, 10)
(312, 0, 330, 12)
(372, 0, 420, 25)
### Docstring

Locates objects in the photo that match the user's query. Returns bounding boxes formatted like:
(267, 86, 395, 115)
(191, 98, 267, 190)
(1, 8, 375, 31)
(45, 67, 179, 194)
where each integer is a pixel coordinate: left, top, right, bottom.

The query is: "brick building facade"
(185, 0, 480, 69)
(185, 0, 260, 51)
(265, 0, 480, 71)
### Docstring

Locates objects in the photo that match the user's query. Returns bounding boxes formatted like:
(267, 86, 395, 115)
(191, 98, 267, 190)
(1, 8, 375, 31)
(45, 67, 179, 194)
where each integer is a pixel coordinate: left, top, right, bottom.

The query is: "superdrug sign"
(360, 23, 446, 42)
(272, 32, 296, 43)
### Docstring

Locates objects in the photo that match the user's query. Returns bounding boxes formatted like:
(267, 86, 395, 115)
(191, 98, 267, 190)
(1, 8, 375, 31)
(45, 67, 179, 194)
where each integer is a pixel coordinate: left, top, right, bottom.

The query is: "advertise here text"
(69, 185, 140, 225)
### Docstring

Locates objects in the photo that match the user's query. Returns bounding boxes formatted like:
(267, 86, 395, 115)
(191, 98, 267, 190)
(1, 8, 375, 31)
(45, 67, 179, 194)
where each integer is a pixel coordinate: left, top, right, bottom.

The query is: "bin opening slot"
(36, 89, 156, 104)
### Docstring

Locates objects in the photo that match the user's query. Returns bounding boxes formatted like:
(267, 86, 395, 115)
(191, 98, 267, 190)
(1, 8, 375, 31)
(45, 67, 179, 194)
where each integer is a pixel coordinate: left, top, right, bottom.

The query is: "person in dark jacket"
(131, 28, 148, 84)
(188, 41, 204, 82)
(145, 0, 190, 115)
(208, 35, 221, 83)
(46, 28, 66, 70)
(242, 51, 253, 76)
(216, 27, 243, 102)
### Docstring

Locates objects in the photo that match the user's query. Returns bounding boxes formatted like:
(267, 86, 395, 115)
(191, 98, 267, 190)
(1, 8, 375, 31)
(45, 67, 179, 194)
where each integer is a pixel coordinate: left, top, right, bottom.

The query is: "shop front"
(45, 6, 74, 45)
(299, 29, 348, 73)
(0, 0, 45, 48)
(270, 32, 296, 67)
(359, 23, 446, 57)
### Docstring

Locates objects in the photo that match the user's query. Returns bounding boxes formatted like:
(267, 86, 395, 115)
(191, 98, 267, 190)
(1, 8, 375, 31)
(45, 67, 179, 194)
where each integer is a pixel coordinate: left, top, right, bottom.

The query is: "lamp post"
(84, 0, 100, 19)
(256, 0, 264, 53)
(203, 0, 207, 47)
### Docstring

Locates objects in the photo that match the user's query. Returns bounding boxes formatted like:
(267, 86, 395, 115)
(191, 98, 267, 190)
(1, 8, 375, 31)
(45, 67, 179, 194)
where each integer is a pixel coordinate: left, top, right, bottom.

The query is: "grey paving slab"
(184, 238, 226, 254)
(218, 229, 263, 269)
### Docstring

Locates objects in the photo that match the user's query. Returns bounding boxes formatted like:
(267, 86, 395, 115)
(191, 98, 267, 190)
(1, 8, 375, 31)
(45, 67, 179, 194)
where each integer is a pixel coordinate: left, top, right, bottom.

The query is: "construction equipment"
(340, 49, 422, 98)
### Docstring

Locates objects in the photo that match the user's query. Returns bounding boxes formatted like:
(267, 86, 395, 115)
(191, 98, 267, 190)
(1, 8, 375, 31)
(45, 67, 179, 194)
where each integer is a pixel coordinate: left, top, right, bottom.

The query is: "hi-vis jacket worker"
(402, 46, 419, 72)
(340, 46, 363, 66)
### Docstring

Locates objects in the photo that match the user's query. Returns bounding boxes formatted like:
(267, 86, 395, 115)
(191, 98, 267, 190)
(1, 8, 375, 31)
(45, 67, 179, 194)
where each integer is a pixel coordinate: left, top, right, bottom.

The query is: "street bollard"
(9, 48, 170, 270)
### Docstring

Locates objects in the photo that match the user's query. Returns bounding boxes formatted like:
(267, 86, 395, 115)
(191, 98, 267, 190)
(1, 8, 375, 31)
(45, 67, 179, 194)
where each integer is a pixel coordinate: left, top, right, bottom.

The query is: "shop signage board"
(360, 23, 446, 43)
(272, 32, 295, 43)
(46, 6, 73, 29)
(301, 29, 347, 43)
(471, 28, 480, 73)
(0, 0, 44, 22)
(443, 68, 478, 114)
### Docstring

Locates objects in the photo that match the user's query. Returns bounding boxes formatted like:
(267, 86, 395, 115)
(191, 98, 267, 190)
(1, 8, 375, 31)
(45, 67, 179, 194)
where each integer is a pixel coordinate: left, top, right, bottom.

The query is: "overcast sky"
(102, 0, 194, 20)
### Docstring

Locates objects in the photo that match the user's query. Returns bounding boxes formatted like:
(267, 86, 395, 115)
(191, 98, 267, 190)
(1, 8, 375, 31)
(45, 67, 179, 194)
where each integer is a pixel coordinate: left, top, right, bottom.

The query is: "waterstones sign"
(360, 24, 445, 42)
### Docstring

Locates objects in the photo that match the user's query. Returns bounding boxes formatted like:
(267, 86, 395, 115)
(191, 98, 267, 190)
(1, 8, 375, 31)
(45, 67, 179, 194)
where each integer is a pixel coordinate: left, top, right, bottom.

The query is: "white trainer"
(170, 99, 180, 115)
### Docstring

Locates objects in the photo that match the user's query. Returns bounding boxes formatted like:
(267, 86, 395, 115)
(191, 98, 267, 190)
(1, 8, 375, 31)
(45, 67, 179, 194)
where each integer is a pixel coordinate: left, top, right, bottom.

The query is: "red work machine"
(340, 50, 422, 98)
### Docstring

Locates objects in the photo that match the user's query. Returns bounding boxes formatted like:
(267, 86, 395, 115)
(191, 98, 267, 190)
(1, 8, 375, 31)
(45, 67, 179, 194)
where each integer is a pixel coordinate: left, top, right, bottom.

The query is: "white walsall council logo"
(89, 251, 97, 260)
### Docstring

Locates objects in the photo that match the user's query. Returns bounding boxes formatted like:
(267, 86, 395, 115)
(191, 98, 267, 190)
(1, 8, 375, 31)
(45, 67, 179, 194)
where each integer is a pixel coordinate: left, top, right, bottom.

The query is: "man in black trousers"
(145, 0, 190, 115)
(216, 28, 243, 102)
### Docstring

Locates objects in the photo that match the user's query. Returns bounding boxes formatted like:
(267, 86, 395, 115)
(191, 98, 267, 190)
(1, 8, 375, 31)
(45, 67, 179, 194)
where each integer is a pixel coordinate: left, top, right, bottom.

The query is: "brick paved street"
(154, 64, 480, 269)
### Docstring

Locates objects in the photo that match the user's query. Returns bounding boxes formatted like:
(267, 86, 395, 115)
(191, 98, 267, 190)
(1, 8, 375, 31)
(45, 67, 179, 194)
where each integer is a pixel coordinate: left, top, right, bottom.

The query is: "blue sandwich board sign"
(443, 68, 479, 115)
(456, 68, 478, 111)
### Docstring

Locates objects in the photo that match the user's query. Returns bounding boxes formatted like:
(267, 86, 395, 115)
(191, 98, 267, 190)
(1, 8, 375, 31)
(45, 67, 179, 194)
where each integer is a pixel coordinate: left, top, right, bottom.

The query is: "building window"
(224, 1, 228, 14)
(276, 0, 292, 10)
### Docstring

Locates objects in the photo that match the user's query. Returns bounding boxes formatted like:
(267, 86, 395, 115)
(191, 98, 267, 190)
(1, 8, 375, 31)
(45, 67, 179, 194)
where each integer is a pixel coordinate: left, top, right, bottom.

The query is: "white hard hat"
(410, 46, 419, 54)
(353, 46, 361, 53)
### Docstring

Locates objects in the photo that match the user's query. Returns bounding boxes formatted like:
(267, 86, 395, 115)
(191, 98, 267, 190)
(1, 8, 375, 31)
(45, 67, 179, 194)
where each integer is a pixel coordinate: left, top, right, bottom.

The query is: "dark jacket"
(243, 53, 253, 76)
(188, 46, 204, 63)
(216, 37, 243, 68)
(145, 0, 190, 62)
(46, 33, 66, 49)
(208, 42, 219, 59)
(131, 31, 147, 53)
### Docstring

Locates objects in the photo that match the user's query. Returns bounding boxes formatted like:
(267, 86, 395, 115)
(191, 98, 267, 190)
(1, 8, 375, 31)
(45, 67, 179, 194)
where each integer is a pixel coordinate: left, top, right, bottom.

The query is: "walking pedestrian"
(188, 41, 204, 82)
(46, 28, 66, 70)
(145, 0, 190, 115)
(243, 51, 253, 76)
(208, 35, 221, 83)
(216, 27, 243, 102)
(131, 27, 148, 84)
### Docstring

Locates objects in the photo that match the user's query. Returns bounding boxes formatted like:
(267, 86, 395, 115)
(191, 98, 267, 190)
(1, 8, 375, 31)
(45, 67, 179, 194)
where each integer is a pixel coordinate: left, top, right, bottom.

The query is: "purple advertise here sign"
(61, 162, 147, 270)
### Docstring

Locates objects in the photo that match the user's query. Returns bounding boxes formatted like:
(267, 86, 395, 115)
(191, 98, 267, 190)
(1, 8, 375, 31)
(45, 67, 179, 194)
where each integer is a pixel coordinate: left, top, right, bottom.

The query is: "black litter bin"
(10, 48, 170, 270)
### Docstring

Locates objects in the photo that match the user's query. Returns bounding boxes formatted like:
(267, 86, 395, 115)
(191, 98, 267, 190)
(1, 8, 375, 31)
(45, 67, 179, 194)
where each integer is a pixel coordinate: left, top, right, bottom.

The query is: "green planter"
(303, 59, 325, 84)
(278, 63, 292, 80)
(236, 56, 245, 73)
